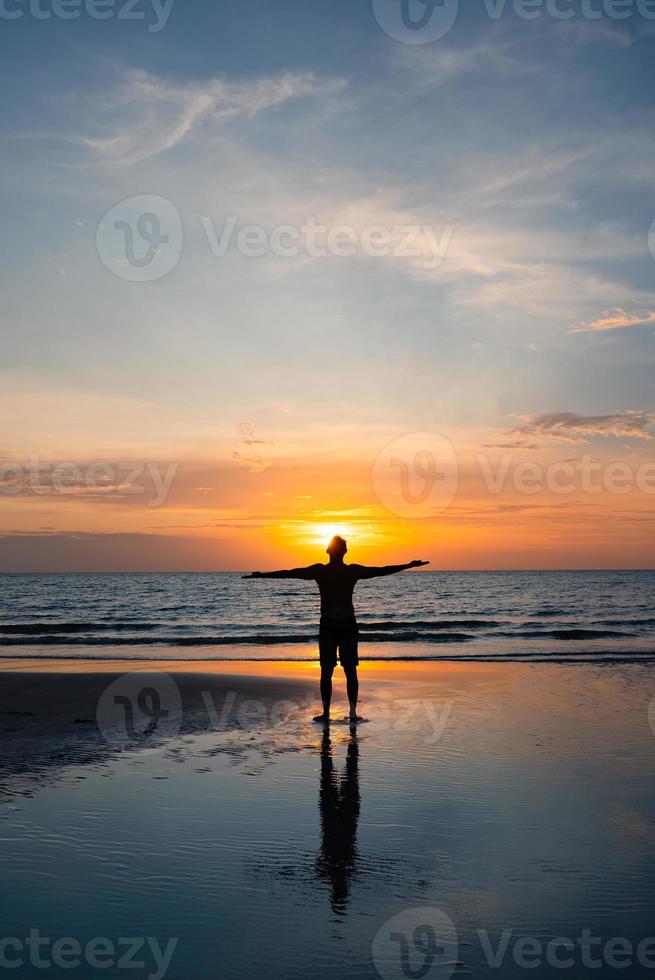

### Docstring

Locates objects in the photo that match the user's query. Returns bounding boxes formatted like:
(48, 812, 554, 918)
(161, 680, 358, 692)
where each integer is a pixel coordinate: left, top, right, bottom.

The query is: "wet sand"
(2, 657, 655, 796)
(3, 659, 655, 979)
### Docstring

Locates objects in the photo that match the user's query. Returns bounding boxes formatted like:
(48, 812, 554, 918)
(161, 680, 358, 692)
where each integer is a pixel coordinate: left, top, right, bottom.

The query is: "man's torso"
(313, 564, 359, 626)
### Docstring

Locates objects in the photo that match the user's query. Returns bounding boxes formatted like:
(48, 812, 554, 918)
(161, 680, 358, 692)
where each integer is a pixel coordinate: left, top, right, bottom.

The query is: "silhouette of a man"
(244, 536, 429, 723)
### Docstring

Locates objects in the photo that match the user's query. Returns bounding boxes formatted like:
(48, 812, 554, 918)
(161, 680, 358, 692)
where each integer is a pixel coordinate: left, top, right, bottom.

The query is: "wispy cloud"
(570, 309, 655, 333)
(230, 421, 273, 472)
(480, 441, 541, 451)
(76, 68, 347, 166)
(395, 38, 522, 86)
(511, 412, 655, 443)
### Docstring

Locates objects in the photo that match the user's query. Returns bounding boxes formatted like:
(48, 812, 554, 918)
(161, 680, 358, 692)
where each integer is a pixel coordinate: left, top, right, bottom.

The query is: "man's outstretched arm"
(353, 560, 430, 580)
(242, 564, 320, 580)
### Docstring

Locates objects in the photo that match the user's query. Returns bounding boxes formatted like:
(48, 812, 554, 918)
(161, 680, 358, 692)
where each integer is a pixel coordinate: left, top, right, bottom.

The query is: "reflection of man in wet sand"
(315, 727, 360, 914)
(244, 536, 429, 723)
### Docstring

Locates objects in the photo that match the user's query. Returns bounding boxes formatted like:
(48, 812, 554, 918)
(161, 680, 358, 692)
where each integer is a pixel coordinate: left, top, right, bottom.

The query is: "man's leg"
(316, 630, 337, 722)
(319, 665, 334, 719)
(341, 630, 360, 722)
(344, 665, 359, 720)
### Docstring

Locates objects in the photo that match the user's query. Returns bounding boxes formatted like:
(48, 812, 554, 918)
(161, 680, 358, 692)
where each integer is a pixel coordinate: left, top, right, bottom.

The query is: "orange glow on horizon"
(2, 438, 655, 571)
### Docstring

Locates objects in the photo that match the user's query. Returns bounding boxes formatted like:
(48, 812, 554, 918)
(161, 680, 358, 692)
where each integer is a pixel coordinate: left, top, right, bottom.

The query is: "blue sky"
(1, 0, 655, 568)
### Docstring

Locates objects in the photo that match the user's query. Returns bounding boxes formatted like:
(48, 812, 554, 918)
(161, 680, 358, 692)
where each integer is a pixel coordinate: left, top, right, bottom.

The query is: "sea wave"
(0, 622, 163, 634)
(1, 570, 653, 660)
(0, 624, 645, 645)
(494, 628, 637, 640)
(0, 618, 496, 635)
(1, 649, 655, 664)
(0, 630, 475, 645)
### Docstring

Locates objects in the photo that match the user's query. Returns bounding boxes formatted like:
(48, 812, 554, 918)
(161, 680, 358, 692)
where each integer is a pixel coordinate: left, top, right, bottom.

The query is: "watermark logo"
(372, 432, 459, 518)
(372, 906, 458, 980)
(372, 0, 459, 43)
(96, 672, 182, 753)
(96, 195, 183, 282)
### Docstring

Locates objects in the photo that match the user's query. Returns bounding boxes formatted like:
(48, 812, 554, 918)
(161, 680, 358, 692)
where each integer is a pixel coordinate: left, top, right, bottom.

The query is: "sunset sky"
(2, 0, 655, 571)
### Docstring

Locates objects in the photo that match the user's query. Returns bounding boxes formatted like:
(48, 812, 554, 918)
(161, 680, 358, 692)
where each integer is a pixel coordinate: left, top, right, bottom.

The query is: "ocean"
(0, 569, 654, 662)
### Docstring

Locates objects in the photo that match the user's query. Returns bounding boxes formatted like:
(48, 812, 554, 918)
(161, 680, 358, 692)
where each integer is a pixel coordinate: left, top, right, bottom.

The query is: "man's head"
(326, 535, 347, 559)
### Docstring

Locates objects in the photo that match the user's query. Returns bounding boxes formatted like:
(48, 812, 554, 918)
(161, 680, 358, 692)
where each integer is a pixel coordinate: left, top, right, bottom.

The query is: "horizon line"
(1, 568, 654, 575)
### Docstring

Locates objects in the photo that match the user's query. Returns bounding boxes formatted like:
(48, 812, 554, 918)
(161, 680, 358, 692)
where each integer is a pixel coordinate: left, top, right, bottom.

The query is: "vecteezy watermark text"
(0, 457, 178, 508)
(477, 453, 655, 497)
(372, 431, 655, 518)
(479, 928, 655, 970)
(96, 672, 455, 751)
(372, 907, 655, 980)
(479, 0, 655, 21)
(202, 690, 455, 745)
(0, 0, 174, 31)
(201, 216, 453, 268)
(0, 930, 177, 979)
(96, 194, 455, 282)
(372, 0, 655, 45)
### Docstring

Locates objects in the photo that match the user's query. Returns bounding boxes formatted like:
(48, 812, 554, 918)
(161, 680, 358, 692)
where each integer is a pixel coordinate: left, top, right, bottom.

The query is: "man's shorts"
(319, 619, 359, 670)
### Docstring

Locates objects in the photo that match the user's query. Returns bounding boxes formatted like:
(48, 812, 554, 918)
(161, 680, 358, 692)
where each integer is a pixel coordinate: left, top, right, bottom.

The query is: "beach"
(3, 658, 655, 979)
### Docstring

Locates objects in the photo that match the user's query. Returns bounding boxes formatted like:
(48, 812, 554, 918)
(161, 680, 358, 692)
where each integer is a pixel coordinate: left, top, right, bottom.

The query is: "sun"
(308, 524, 354, 548)
(283, 518, 383, 552)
